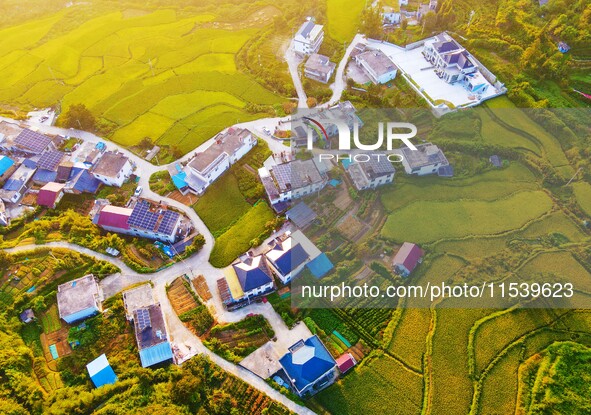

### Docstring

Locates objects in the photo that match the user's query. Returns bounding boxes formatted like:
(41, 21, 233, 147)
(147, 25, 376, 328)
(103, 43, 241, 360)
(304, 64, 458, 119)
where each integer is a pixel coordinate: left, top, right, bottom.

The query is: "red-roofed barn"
(392, 242, 424, 277)
(37, 182, 65, 208)
(336, 353, 357, 374)
(95, 205, 132, 231)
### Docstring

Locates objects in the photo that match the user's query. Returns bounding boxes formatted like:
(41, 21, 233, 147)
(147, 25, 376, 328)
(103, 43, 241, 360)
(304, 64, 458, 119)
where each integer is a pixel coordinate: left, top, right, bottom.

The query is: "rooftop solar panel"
(37, 151, 64, 171)
(128, 200, 178, 236)
(14, 129, 53, 154)
(136, 308, 151, 331)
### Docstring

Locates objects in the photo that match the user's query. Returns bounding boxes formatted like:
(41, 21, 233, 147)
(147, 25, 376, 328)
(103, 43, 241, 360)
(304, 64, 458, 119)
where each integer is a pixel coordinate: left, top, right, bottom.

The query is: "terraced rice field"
(0, 5, 283, 154)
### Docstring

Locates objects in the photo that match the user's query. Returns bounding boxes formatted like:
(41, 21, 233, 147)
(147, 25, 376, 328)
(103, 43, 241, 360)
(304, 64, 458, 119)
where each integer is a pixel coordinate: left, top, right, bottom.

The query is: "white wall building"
(397, 143, 450, 176)
(354, 50, 398, 84)
(91, 152, 132, 187)
(185, 128, 256, 195)
(57, 275, 103, 324)
(422, 33, 489, 94)
(346, 157, 395, 190)
(259, 159, 327, 207)
(294, 17, 324, 55)
(265, 236, 311, 284)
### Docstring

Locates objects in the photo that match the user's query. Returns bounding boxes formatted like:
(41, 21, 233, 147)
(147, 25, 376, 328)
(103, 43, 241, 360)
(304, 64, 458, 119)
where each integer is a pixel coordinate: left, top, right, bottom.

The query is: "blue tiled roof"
(233, 258, 273, 292)
(23, 159, 37, 169)
(279, 335, 336, 392)
(0, 156, 14, 176)
(273, 242, 308, 275)
(70, 168, 101, 193)
(3, 177, 23, 191)
(139, 342, 173, 368)
(32, 169, 57, 184)
(306, 253, 334, 278)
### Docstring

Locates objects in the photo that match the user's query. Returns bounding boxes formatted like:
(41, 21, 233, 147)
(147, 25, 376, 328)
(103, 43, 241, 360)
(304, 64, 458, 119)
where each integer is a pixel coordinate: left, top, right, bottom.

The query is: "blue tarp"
(0, 156, 14, 176)
(341, 159, 352, 169)
(95, 142, 106, 151)
(172, 172, 188, 190)
(328, 179, 341, 187)
(306, 253, 334, 278)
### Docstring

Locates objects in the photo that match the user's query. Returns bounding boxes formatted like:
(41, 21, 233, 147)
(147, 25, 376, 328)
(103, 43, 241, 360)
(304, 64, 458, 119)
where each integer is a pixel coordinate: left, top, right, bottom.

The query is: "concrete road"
(284, 42, 308, 109)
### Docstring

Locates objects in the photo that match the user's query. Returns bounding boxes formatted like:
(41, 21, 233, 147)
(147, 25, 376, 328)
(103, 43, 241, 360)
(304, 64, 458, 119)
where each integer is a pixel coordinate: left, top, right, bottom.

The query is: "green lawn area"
(0, 6, 283, 155)
(193, 173, 252, 236)
(382, 190, 553, 243)
(326, 0, 365, 43)
(209, 202, 276, 268)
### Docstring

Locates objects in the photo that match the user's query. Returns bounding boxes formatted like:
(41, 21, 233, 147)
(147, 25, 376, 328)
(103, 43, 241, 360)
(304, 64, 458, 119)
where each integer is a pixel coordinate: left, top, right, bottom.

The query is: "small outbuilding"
(19, 308, 36, 323)
(392, 242, 424, 277)
(489, 155, 502, 168)
(286, 202, 317, 229)
(86, 354, 117, 388)
(336, 353, 357, 374)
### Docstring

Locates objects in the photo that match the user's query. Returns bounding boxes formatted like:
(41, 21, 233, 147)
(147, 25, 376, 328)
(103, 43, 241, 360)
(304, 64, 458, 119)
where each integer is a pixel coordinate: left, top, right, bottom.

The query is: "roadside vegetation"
(203, 314, 275, 363)
(192, 141, 284, 267)
(0, 249, 295, 414)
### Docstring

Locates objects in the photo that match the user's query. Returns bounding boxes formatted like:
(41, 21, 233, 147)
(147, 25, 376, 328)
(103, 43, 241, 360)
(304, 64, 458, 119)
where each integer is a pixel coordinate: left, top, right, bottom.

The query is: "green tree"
(60, 104, 96, 131)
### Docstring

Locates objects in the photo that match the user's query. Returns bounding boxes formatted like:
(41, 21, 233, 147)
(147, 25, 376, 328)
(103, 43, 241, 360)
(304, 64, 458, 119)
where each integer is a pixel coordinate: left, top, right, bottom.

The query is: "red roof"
(393, 242, 424, 273)
(336, 353, 356, 373)
(37, 183, 64, 208)
(97, 206, 131, 230)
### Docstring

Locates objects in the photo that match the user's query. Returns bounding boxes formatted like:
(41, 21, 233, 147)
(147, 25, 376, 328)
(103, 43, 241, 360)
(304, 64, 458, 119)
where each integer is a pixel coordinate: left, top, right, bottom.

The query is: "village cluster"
(294, 8, 505, 110)
(4, 9, 516, 401)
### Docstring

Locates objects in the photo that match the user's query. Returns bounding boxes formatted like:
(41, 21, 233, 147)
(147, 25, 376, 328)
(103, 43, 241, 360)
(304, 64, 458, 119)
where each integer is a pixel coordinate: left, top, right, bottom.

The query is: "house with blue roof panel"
(133, 304, 173, 368)
(86, 354, 117, 388)
(279, 335, 338, 397)
(220, 255, 276, 307)
(265, 236, 310, 284)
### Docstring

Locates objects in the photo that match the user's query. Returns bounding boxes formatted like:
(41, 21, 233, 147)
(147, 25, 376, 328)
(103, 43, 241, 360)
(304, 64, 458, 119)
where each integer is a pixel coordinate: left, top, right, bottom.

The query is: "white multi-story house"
(259, 159, 327, 208)
(422, 33, 489, 94)
(185, 128, 256, 195)
(265, 236, 310, 284)
(91, 151, 132, 187)
(293, 17, 324, 55)
(279, 336, 338, 397)
(346, 156, 395, 190)
(219, 256, 275, 308)
(354, 50, 398, 84)
(397, 143, 450, 176)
